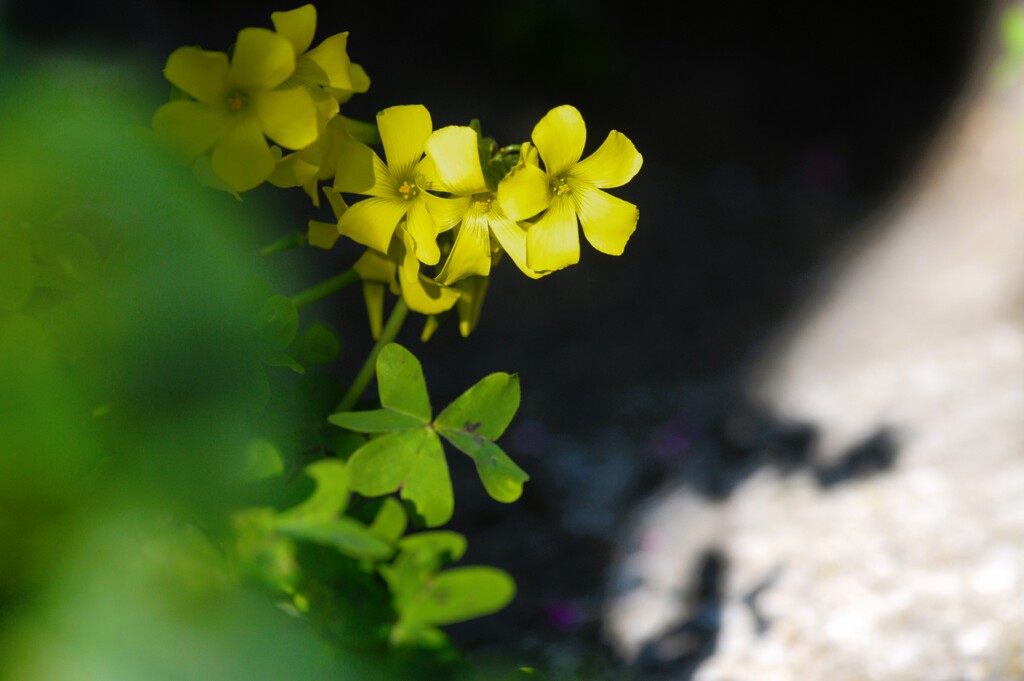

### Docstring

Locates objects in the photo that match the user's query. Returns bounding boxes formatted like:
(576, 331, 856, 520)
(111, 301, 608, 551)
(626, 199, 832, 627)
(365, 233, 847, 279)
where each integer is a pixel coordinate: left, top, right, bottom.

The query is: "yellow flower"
(270, 4, 370, 103)
(333, 105, 465, 266)
(497, 105, 642, 272)
(352, 222, 461, 338)
(152, 28, 319, 193)
(424, 126, 544, 284)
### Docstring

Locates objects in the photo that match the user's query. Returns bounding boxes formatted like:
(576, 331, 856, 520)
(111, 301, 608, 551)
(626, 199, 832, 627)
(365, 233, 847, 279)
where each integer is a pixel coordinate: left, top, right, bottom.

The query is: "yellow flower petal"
(572, 130, 643, 189)
(271, 4, 316, 55)
(424, 126, 489, 196)
(254, 87, 318, 150)
(210, 114, 275, 192)
(362, 281, 386, 339)
(229, 28, 295, 91)
(322, 186, 348, 221)
(269, 145, 320, 188)
(487, 202, 545, 279)
(348, 62, 371, 93)
(164, 47, 229, 105)
(400, 274, 461, 315)
(307, 220, 340, 249)
(334, 138, 392, 197)
(405, 200, 441, 265)
(337, 197, 408, 253)
(437, 206, 492, 285)
(304, 33, 353, 90)
(532, 104, 585, 176)
(455, 276, 489, 337)
(152, 100, 230, 162)
(526, 197, 580, 272)
(353, 247, 398, 284)
(496, 158, 550, 221)
(377, 105, 432, 181)
(422, 191, 470, 233)
(572, 186, 639, 256)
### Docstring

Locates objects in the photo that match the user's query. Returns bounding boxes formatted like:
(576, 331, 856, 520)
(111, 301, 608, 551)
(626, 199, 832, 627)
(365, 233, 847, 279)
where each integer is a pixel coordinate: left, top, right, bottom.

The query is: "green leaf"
(277, 459, 350, 523)
(264, 352, 304, 373)
(376, 343, 432, 421)
(240, 438, 284, 482)
(277, 517, 394, 560)
(369, 497, 407, 543)
(347, 428, 453, 527)
(257, 295, 299, 352)
(0, 225, 34, 311)
(31, 229, 99, 290)
(291, 322, 341, 367)
(434, 372, 519, 440)
(434, 372, 527, 502)
(397, 531, 467, 565)
(438, 434, 528, 503)
(401, 566, 516, 626)
(1004, 7, 1024, 55)
(329, 408, 426, 433)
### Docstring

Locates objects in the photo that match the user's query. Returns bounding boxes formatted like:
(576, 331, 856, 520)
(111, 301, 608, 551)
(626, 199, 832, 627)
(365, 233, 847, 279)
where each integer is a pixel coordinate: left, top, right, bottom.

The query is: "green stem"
(260, 231, 307, 256)
(290, 269, 358, 309)
(335, 298, 408, 413)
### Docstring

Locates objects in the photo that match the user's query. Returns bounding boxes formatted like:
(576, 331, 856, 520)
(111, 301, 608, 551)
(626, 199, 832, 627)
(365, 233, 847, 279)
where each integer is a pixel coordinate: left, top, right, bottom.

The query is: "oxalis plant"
(151, 2, 642, 673)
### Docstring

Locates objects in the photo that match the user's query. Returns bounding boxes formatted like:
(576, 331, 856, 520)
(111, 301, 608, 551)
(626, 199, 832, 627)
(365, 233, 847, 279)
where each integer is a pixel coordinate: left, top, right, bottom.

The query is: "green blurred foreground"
(0, 46, 391, 679)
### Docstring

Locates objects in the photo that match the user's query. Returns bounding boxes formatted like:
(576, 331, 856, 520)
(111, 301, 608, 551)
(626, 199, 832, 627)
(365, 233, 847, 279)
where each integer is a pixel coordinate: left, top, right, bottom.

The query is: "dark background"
(1, 0, 991, 669)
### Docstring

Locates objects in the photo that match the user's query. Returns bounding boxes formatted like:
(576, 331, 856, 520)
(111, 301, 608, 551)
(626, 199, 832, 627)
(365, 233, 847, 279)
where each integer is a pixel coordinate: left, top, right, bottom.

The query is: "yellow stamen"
(227, 90, 249, 112)
(551, 176, 571, 196)
(398, 180, 418, 200)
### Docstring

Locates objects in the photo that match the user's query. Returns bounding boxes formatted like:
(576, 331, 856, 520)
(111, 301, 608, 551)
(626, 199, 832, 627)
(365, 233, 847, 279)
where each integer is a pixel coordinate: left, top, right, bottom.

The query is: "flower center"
(550, 175, 571, 196)
(398, 180, 419, 200)
(227, 90, 250, 112)
(472, 192, 493, 212)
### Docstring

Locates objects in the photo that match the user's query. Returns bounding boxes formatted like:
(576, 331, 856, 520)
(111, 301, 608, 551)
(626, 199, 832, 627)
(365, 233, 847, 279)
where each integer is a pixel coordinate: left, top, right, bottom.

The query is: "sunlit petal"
(377, 105, 432, 180)
(254, 87, 318, 150)
(526, 197, 580, 272)
(487, 202, 545, 279)
(573, 186, 639, 255)
(304, 33, 353, 90)
(269, 145, 320, 188)
(307, 220, 340, 249)
(424, 126, 489, 196)
(401, 274, 461, 315)
(437, 207, 492, 285)
(454, 276, 489, 337)
(422, 191, 470, 233)
(229, 28, 296, 91)
(152, 101, 230, 162)
(337, 197, 408, 253)
(334, 138, 393, 197)
(164, 47, 229, 105)
(322, 186, 348, 221)
(532, 104, 585, 175)
(405, 200, 441, 265)
(572, 130, 643, 189)
(362, 281, 386, 339)
(271, 4, 316, 55)
(497, 160, 550, 221)
(210, 114, 275, 192)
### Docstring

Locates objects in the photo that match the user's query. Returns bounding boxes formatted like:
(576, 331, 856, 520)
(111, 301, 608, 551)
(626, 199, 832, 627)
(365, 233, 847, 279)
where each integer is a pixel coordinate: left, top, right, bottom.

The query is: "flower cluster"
(153, 5, 642, 339)
(152, 4, 368, 194)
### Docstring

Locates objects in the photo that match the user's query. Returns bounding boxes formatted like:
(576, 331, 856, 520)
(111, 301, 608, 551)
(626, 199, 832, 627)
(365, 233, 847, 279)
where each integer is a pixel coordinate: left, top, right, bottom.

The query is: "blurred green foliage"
(0, 44, 351, 679)
(0, 41, 534, 680)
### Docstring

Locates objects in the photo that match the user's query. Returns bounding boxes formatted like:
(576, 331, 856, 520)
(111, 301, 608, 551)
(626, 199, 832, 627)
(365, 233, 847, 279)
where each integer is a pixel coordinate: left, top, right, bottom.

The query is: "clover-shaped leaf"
(276, 517, 393, 560)
(369, 497, 407, 543)
(332, 343, 527, 523)
(258, 295, 299, 352)
(346, 428, 453, 527)
(377, 342, 431, 421)
(276, 459, 350, 524)
(435, 373, 528, 502)
(401, 566, 515, 627)
(291, 322, 341, 367)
